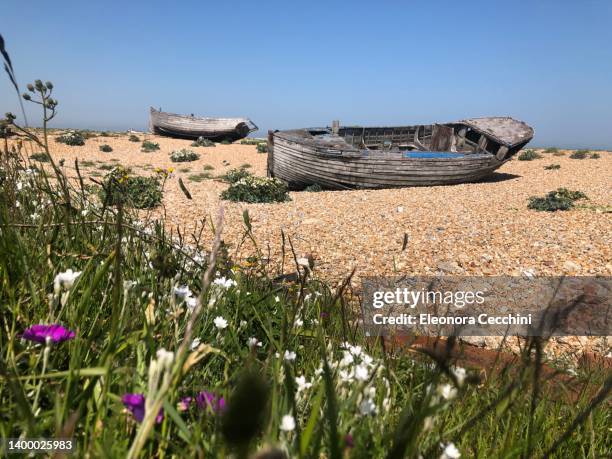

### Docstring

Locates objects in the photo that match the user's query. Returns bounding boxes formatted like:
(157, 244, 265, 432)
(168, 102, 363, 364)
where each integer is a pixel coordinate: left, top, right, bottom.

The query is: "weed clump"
(570, 150, 589, 159)
(223, 167, 252, 184)
(518, 149, 542, 161)
(56, 130, 85, 146)
(528, 188, 588, 211)
(222, 174, 290, 203)
(188, 172, 213, 182)
(98, 166, 163, 209)
(99, 144, 113, 153)
(128, 134, 140, 142)
(305, 183, 323, 192)
(141, 140, 160, 152)
(256, 143, 268, 153)
(30, 152, 50, 162)
(590, 152, 600, 159)
(544, 164, 561, 170)
(170, 149, 200, 162)
(191, 136, 215, 147)
(544, 147, 559, 153)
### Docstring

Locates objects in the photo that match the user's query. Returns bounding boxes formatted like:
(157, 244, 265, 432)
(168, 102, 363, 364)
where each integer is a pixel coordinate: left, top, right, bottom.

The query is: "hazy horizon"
(2, 0, 612, 149)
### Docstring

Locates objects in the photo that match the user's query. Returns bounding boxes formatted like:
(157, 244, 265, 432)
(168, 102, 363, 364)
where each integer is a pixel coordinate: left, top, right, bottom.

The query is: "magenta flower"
(22, 324, 75, 344)
(121, 393, 163, 423)
(195, 391, 225, 413)
(344, 433, 354, 448)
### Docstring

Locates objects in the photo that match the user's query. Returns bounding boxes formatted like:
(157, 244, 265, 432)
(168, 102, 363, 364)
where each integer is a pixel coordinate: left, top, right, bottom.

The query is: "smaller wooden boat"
(267, 117, 534, 189)
(149, 107, 258, 141)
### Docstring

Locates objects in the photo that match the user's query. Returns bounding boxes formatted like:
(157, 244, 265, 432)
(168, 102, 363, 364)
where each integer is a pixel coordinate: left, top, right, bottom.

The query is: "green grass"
(178, 167, 192, 173)
(0, 61, 610, 458)
(98, 163, 115, 171)
(187, 172, 213, 182)
(203, 164, 215, 171)
(517, 149, 542, 161)
(544, 164, 561, 170)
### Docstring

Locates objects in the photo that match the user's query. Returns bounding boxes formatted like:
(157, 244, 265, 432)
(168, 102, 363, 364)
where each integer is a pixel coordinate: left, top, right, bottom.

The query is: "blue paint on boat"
(403, 151, 466, 158)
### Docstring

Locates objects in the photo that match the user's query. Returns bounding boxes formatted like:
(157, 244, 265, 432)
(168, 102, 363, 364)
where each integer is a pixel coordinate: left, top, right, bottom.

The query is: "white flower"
(284, 350, 297, 362)
(213, 316, 228, 329)
(274, 296, 280, 303)
(359, 398, 376, 416)
(156, 348, 175, 369)
(438, 384, 457, 400)
(295, 375, 312, 392)
(280, 414, 295, 432)
(440, 442, 461, 459)
(247, 337, 262, 349)
(54, 269, 82, 294)
(213, 277, 237, 289)
(294, 318, 304, 327)
(16, 182, 23, 191)
(191, 338, 201, 350)
(185, 296, 198, 310)
(340, 351, 354, 367)
(174, 285, 193, 299)
(354, 365, 369, 381)
(452, 367, 467, 386)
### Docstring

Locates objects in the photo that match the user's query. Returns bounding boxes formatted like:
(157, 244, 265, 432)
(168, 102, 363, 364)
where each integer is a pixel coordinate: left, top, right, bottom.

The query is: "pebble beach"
(35, 132, 611, 285)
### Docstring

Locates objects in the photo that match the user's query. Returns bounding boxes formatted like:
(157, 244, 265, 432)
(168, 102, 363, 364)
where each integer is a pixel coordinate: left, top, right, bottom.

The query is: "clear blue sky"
(2, 0, 611, 148)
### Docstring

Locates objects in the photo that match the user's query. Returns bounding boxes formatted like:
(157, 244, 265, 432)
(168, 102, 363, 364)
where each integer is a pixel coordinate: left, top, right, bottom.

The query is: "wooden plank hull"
(267, 118, 533, 189)
(149, 107, 257, 141)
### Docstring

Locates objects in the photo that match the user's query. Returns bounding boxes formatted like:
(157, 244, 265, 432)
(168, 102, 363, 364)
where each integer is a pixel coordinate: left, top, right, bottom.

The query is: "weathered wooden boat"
(149, 107, 258, 141)
(267, 117, 534, 189)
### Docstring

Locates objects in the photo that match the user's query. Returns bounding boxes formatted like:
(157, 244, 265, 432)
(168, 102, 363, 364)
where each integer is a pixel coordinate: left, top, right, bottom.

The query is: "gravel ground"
(22, 132, 612, 358)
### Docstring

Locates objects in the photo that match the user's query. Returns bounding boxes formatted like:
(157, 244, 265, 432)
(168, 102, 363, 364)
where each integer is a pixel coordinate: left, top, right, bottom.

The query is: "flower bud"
(34, 79, 44, 90)
(22, 93, 31, 101)
(45, 81, 54, 89)
(27, 83, 35, 92)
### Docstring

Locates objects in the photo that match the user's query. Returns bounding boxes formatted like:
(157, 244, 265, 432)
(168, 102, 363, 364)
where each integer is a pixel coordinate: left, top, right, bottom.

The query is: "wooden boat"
(149, 107, 258, 141)
(267, 117, 534, 189)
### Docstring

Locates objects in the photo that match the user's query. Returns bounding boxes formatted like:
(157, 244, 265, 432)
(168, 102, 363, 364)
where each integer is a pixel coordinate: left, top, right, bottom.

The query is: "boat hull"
(149, 107, 257, 141)
(267, 118, 533, 189)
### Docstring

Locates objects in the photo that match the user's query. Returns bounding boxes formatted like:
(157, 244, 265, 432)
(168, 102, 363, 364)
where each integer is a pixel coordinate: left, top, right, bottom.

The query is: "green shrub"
(590, 152, 601, 159)
(570, 150, 589, 159)
(219, 139, 232, 145)
(191, 136, 215, 147)
(528, 188, 588, 212)
(553, 151, 565, 156)
(202, 164, 215, 171)
(98, 166, 163, 209)
(128, 134, 140, 142)
(99, 144, 113, 152)
(170, 149, 200, 162)
(544, 164, 561, 170)
(223, 167, 252, 184)
(517, 149, 542, 161)
(141, 140, 160, 152)
(56, 130, 85, 146)
(30, 152, 50, 162)
(305, 183, 323, 192)
(544, 147, 559, 153)
(98, 164, 114, 171)
(256, 143, 268, 153)
(221, 175, 290, 203)
(240, 163, 252, 169)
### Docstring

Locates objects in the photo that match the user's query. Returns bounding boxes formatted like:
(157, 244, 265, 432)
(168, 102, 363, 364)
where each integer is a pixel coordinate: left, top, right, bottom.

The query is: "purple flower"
(22, 324, 75, 344)
(121, 393, 163, 423)
(319, 311, 329, 319)
(178, 396, 193, 412)
(195, 391, 225, 413)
